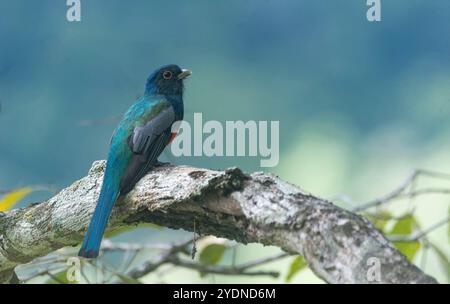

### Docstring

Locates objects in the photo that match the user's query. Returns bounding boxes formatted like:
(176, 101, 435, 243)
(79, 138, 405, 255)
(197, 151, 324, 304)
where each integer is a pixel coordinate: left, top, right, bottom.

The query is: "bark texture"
(0, 160, 437, 283)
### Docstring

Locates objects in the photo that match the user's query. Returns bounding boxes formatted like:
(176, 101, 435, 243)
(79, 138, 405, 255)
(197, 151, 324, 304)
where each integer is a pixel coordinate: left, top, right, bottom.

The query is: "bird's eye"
(163, 71, 172, 80)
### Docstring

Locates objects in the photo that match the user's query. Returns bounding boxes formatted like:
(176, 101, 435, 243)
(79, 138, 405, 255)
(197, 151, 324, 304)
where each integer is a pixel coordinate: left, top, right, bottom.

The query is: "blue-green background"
(1, 1, 449, 283)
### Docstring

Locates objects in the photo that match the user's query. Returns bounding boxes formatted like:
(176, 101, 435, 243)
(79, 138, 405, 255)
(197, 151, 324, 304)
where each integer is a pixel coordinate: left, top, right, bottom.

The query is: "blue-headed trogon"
(78, 65, 191, 258)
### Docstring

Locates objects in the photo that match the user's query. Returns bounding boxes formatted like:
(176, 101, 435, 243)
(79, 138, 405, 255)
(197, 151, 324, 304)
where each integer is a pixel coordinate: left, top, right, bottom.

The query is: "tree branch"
(353, 169, 450, 211)
(166, 254, 286, 278)
(0, 160, 438, 283)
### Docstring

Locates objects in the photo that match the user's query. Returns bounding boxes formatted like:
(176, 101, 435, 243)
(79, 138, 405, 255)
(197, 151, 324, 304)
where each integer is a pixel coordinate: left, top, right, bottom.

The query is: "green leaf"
(46, 270, 70, 284)
(389, 215, 415, 235)
(285, 255, 307, 282)
(388, 215, 421, 261)
(394, 241, 421, 261)
(199, 244, 226, 265)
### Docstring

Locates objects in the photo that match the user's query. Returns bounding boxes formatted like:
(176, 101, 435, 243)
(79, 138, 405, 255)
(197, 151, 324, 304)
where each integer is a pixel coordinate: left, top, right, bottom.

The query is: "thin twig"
(389, 216, 450, 242)
(167, 252, 289, 278)
(170, 258, 279, 277)
(20, 264, 66, 282)
(233, 252, 290, 270)
(125, 238, 195, 279)
(0, 185, 57, 195)
(101, 240, 175, 252)
(365, 210, 415, 221)
(353, 169, 450, 211)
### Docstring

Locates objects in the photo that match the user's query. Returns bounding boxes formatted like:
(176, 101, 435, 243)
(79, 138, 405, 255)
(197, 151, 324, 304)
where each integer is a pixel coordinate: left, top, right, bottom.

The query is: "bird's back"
(106, 96, 171, 190)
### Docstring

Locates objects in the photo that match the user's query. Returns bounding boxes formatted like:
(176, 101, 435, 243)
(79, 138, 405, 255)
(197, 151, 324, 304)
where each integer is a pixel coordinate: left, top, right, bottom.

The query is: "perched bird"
(79, 64, 192, 258)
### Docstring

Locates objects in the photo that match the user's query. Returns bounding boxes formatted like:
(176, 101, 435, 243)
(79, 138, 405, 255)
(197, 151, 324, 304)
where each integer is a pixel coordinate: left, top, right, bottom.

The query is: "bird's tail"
(78, 173, 119, 258)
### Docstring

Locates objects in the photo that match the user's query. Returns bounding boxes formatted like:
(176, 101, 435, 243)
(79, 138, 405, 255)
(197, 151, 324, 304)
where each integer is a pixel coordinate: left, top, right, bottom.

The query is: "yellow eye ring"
(163, 71, 172, 80)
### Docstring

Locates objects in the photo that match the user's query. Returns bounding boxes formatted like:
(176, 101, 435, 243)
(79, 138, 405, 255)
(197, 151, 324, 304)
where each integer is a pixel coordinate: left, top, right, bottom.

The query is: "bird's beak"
(177, 69, 192, 80)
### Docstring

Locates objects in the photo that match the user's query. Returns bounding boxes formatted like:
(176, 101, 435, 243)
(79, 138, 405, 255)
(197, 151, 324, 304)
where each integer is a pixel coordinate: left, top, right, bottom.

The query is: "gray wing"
(119, 106, 175, 194)
(130, 107, 175, 155)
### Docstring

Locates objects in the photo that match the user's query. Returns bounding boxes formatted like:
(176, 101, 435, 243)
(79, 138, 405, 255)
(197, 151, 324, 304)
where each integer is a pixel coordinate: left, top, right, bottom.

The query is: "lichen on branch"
(0, 161, 437, 284)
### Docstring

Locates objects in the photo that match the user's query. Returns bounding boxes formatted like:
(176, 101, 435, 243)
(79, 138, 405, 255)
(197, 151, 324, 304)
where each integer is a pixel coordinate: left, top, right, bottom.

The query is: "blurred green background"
(0, 0, 449, 283)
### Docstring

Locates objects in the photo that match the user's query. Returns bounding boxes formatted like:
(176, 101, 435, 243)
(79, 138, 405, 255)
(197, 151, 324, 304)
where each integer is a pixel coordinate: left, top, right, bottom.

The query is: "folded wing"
(119, 106, 175, 194)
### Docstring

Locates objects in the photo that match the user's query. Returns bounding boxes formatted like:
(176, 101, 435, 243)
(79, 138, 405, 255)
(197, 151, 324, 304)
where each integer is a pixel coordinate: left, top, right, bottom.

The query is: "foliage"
(199, 244, 227, 266)
(388, 215, 421, 261)
(0, 187, 33, 211)
(285, 255, 307, 282)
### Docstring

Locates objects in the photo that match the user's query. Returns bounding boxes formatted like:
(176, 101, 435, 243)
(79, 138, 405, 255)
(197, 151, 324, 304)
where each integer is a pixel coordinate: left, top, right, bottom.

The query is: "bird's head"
(145, 64, 192, 96)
